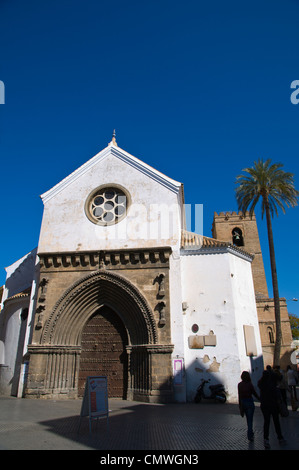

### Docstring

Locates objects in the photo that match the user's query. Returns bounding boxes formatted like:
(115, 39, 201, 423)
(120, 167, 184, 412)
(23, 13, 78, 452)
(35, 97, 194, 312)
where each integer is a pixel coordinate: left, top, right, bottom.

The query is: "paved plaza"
(0, 395, 298, 453)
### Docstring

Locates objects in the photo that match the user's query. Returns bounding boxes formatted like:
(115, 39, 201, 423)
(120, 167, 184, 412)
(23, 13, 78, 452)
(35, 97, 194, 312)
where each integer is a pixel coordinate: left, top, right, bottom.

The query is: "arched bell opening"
(232, 227, 244, 247)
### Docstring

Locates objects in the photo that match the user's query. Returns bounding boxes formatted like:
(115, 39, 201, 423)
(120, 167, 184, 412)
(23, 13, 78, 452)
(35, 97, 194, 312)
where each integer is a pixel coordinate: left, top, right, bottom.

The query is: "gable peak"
(108, 129, 118, 147)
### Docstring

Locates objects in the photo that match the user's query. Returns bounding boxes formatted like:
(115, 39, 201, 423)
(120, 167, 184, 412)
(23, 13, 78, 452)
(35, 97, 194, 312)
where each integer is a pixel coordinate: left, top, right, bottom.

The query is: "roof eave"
(40, 143, 183, 204)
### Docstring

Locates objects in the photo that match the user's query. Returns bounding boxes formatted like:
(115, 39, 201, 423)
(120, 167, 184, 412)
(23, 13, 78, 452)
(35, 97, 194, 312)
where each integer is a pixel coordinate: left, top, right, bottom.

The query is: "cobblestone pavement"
(0, 396, 298, 452)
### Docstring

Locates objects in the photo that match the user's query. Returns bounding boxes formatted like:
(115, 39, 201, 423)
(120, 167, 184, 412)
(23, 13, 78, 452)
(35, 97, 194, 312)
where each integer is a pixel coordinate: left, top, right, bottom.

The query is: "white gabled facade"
(38, 139, 185, 254)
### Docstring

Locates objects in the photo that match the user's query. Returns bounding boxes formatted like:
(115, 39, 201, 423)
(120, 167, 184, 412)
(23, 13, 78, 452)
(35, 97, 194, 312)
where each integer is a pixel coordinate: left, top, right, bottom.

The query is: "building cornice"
(38, 247, 172, 272)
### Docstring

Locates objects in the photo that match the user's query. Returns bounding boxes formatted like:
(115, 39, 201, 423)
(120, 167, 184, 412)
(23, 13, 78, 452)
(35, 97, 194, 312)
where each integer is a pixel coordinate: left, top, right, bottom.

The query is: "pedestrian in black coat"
(258, 370, 286, 449)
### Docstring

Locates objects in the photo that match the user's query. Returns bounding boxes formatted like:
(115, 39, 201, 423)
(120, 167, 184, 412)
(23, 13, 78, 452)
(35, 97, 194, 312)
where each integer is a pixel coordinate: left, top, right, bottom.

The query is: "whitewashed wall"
(1, 249, 37, 306)
(0, 298, 29, 395)
(0, 249, 38, 396)
(169, 252, 187, 402)
(178, 249, 263, 403)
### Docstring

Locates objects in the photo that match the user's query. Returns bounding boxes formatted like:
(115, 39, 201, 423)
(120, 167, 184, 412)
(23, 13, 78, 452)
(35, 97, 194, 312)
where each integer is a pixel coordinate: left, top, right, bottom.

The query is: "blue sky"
(0, 0, 298, 316)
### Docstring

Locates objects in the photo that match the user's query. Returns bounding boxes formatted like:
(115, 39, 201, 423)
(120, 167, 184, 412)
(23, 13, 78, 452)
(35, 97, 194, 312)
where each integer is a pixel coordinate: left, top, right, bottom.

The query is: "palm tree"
(235, 159, 299, 366)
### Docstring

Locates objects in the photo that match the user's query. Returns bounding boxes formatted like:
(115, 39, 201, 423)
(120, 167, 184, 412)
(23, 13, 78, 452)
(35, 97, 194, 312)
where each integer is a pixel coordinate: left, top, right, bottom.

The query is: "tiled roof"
(181, 230, 254, 260)
(4, 287, 31, 305)
(181, 230, 230, 249)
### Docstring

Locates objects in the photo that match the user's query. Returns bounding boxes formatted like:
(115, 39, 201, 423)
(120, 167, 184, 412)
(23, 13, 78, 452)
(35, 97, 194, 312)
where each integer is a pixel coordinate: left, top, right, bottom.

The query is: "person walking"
(258, 369, 286, 449)
(238, 371, 259, 441)
(286, 365, 298, 401)
(273, 365, 288, 406)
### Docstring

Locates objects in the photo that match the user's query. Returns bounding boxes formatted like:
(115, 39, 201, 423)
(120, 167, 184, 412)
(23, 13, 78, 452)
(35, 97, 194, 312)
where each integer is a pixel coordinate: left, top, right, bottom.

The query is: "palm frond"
(235, 158, 299, 218)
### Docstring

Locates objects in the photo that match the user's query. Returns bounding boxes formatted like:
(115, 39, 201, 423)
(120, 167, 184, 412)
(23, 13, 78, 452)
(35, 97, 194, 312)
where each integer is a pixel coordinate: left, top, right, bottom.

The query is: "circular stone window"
(85, 185, 130, 226)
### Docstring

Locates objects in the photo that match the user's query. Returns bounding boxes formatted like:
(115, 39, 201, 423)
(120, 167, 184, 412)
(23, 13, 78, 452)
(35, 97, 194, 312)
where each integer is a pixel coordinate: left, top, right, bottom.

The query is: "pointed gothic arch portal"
(30, 270, 173, 402)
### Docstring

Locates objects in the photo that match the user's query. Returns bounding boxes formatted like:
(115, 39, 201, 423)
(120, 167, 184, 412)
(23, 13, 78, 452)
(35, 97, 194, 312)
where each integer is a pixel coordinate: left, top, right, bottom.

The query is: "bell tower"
(212, 211, 269, 298)
(212, 211, 293, 367)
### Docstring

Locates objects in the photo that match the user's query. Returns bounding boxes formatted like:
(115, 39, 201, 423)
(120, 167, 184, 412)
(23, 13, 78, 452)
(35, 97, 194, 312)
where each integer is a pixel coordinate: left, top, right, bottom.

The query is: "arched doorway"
(27, 270, 173, 402)
(78, 306, 128, 398)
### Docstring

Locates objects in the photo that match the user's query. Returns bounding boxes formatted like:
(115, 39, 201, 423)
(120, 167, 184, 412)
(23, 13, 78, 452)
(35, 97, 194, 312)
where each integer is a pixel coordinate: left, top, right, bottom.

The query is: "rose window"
(86, 186, 128, 225)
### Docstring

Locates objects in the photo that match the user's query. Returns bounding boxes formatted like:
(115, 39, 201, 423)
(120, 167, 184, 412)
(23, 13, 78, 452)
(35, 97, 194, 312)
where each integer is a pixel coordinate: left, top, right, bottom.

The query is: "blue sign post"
(78, 376, 109, 434)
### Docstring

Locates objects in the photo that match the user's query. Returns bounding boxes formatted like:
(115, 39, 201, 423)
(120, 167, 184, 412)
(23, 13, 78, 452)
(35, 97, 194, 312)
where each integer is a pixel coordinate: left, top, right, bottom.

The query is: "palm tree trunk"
(264, 199, 282, 366)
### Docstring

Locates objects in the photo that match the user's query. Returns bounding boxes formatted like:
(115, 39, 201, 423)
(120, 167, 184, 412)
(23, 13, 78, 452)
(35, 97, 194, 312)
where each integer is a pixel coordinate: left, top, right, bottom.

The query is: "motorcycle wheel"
(216, 393, 226, 403)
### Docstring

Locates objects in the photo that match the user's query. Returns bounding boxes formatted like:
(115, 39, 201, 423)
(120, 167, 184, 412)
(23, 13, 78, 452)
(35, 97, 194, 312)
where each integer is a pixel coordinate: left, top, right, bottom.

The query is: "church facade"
(0, 136, 277, 403)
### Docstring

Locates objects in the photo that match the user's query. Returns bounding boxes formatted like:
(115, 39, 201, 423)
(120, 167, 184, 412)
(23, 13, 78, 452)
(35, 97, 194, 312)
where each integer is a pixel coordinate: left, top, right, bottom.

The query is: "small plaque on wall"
(243, 325, 257, 356)
(188, 335, 204, 349)
(204, 332, 217, 346)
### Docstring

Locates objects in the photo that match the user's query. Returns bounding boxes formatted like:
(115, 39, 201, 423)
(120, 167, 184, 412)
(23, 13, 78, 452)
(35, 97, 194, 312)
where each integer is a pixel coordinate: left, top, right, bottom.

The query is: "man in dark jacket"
(258, 369, 286, 449)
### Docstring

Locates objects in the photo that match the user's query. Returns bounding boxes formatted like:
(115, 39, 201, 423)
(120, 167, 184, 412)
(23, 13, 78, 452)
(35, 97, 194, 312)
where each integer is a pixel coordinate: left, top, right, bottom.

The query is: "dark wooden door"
(78, 306, 128, 398)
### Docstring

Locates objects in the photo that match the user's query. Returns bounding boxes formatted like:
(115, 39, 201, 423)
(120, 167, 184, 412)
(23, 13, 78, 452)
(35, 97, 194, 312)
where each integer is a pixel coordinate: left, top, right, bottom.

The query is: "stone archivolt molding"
(41, 269, 158, 346)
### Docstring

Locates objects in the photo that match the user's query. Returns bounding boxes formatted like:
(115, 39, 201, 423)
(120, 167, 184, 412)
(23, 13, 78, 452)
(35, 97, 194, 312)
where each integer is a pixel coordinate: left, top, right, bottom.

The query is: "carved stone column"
(126, 344, 174, 403)
(26, 345, 81, 398)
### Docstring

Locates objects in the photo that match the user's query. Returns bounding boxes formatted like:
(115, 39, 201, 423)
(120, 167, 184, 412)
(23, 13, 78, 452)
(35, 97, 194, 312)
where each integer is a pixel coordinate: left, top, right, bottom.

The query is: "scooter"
(194, 378, 226, 403)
